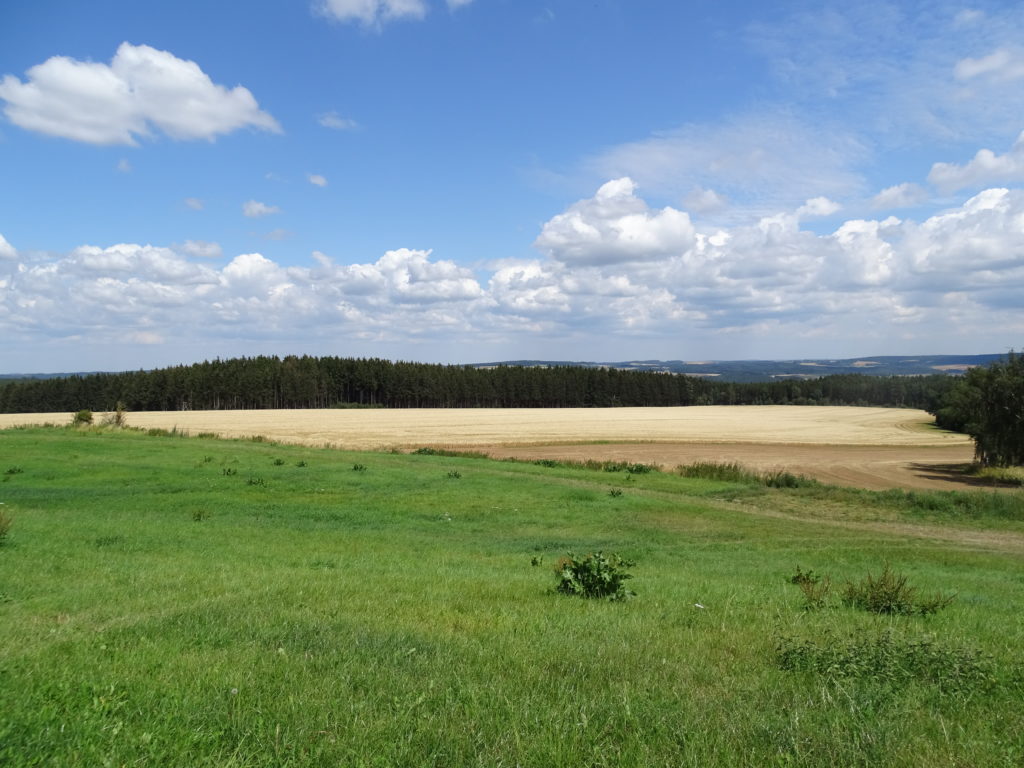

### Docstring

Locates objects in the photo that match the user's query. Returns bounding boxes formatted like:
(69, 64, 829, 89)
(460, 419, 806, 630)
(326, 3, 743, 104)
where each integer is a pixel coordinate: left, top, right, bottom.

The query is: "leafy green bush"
(841, 563, 955, 616)
(554, 551, 636, 601)
(71, 410, 93, 426)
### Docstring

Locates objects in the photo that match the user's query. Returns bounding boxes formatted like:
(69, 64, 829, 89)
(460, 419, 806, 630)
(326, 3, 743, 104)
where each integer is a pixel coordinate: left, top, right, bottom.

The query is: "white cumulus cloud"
(184, 197, 204, 211)
(797, 197, 842, 219)
(929, 131, 1024, 192)
(0, 43, 280, 146)
(308, 174, 328, 187)
(535, 178, 696, 266)
(243, 200, 281, 218)
(5, 184, 1024, 365)
(0, 233, 17, 261)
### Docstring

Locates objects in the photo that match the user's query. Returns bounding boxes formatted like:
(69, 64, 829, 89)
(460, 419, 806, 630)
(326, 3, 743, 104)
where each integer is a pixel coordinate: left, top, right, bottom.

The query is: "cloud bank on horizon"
(1, 1, 1023, 371)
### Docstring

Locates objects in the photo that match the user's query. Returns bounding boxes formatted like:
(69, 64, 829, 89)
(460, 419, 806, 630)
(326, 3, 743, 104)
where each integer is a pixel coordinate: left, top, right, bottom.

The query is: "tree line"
(934, 351, 1023, 466)
(0, 355, 958, 414)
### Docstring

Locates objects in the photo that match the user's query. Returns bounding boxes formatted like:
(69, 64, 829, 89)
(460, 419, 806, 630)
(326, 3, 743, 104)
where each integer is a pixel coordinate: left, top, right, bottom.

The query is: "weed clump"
(554, 551, 636, 601)
(789, 566, 831, 610)
(841, 563, 955, 616)
(625, 463, 655, 475)
(776, 630, 996, 694)
(0, 507, 12, 546)
(447, 470, 462, 479)
(352, 463, 367, 473)
(101, 402, 128, 428)
(676, 461, 817, 488)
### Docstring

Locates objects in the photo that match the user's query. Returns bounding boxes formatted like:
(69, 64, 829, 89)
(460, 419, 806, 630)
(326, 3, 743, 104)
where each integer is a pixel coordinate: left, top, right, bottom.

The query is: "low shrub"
(676, 461, 759, 483)
(534, 459, 561, 468)
(841, 563, 955, 616)
(352, 463, 367, 472)
(446, 470, 462, 479)
(246, 476, 266, 486)
(411, 447, 488, 459)
(101, 402, 128, 428)
(608, 488, 623, 498)
(625, 462, 655, 475)
(554, 551, 636, 601)
(763, 470, 817, 488)
(676, 461, 817, 488)
(272, 458, 285, 466)
(71, 410, 93, 426)
(788, 566, 831, 610)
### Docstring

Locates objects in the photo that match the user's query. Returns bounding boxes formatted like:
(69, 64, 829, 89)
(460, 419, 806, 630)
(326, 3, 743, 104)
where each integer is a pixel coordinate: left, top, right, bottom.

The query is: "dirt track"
(477, 442, 979, 492)
(0, 405, 982, 491)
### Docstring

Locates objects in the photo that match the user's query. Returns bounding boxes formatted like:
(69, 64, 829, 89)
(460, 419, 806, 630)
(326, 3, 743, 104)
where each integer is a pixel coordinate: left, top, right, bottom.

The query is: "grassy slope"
(0, 427, 1021, 767)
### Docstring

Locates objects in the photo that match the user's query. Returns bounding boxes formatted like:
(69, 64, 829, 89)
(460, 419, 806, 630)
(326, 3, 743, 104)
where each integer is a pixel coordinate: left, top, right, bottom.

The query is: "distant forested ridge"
(0, 355, 959, 413)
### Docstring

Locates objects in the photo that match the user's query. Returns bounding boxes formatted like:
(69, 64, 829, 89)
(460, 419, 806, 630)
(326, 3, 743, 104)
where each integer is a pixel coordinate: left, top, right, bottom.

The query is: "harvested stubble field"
(0, 405, 974, 490)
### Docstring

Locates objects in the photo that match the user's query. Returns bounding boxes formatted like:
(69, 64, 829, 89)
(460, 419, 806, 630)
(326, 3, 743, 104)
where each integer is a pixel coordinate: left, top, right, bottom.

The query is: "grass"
(0, 426, 1021, 766)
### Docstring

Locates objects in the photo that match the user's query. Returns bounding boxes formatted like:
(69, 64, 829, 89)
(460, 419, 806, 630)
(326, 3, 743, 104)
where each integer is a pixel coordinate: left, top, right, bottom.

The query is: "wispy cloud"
(318, 111, 359, 131)
(242, 200, 281, 218)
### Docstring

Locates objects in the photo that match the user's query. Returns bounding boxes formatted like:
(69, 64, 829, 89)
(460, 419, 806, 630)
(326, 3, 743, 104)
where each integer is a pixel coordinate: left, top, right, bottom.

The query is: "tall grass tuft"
(841, 563, 955, 616)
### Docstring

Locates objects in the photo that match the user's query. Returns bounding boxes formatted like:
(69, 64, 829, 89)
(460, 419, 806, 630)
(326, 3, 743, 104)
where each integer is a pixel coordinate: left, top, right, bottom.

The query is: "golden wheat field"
(0, 406, 980, 491)
(0, 406, 967, 449)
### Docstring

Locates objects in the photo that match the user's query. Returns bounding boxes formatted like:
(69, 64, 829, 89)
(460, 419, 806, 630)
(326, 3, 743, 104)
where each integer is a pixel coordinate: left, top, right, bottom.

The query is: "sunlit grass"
(0, 426, 1021, 766)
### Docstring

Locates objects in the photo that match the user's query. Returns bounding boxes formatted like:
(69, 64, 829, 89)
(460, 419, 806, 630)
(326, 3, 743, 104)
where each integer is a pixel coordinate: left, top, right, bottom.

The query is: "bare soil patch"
(478, 442, 978, 492)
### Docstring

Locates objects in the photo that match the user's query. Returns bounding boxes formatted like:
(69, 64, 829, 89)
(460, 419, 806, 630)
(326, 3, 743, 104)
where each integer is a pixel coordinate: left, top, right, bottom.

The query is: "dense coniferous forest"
(935, 351, 1024, 466)
(0, 355, 959, 414)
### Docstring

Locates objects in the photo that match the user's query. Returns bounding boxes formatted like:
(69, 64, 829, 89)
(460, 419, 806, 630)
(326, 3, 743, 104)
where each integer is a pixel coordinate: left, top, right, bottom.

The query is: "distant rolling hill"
(0, 354, 1006, 385)
(471, 354, 1006, 383)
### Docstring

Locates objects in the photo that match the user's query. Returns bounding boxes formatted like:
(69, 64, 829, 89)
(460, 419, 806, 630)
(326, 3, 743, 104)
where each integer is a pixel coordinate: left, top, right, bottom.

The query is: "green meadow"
(0, 426, 1022, 767)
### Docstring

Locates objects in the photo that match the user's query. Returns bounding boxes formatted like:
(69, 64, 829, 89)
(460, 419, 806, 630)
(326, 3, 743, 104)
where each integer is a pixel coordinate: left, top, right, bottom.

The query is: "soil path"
(477, 442, 979, 491)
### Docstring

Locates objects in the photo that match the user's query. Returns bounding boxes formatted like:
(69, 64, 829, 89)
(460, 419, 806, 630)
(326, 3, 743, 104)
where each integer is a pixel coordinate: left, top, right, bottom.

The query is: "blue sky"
(2, 0, 1023, 372)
